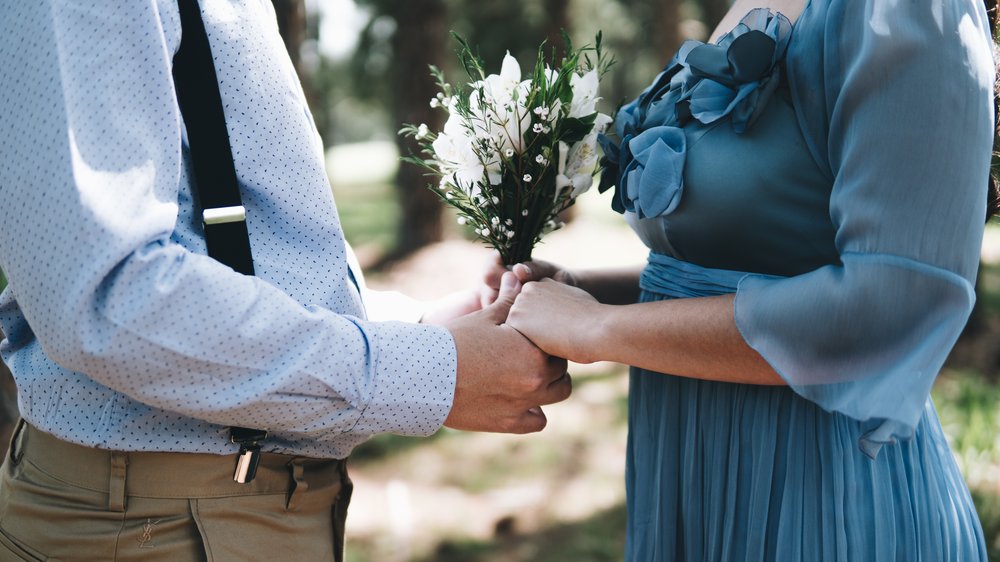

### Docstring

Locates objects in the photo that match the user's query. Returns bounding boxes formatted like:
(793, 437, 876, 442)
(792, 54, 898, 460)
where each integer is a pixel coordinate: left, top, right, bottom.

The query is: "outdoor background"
(1, 1, 999, 560)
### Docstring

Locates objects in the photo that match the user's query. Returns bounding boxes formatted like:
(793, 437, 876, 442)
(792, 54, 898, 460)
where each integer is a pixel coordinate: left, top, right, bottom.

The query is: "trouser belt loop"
(109, 451, 128, 512)
(286, 459, 308, 511)
(333, 460, 353, 562)
(8, 418, 26, 465)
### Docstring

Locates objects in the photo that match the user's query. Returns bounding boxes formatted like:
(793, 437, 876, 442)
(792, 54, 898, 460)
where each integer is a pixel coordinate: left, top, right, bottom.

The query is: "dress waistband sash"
(639, 252, 783, 298)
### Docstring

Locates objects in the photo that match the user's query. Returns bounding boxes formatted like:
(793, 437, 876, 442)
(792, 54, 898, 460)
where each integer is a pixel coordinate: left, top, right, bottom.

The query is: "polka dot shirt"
(0, 0, 457, 458)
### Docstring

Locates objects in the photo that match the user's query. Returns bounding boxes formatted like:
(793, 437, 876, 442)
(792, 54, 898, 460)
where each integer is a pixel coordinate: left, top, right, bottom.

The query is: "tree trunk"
(653, 0, 682, 62)
(272, 0, 307, 74)
(387, 0, 448, 259)
(544, 0, 571, 54)
(272, 0, 320, 118)
(699, 0, 730, 34)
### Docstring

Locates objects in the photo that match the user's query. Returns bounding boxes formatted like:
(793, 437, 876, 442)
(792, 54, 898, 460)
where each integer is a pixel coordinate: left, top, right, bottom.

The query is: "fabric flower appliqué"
(598, 8, 792, 218)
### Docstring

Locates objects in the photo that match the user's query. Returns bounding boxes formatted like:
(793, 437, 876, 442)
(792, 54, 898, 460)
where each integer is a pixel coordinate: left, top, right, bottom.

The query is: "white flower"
(542, 67, 560, 87)
(555, 136, 599, 200)
(491, 217, 500, 226)
(492, 52, 523, 96)
(533, 123, 544, 133)
(569, 69, 600, 118)
(546, 101, 562, 122)
(430, 98, 441, 108)
(521, 209, 529, 216)
(436, 106, 503, 186)
(432, 133, 484, 197)
(535, 155, 548, 165)
(415, 123, 430, 140)
(593, 112, 613, 134)
(442, 106, 466, 137)
(467, 52, 533, 154)
(504, 148, 514, 158)
(457, 216, 467, 225)
(523, 174, 533, 182)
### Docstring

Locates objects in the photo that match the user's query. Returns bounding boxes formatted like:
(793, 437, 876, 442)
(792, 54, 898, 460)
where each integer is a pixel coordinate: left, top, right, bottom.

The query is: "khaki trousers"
(0, 421, 352, 562)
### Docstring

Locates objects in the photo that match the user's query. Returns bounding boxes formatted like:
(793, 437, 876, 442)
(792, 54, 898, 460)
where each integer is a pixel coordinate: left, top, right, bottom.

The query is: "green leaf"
(559, 114, 598, 145)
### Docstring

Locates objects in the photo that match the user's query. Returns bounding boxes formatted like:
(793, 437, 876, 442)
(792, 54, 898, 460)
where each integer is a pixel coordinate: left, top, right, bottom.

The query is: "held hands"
(507, 279, 604, 364)
(443, 272, 571, 434)
(480, 254, 579, 307)
(481, 254, 604, 364)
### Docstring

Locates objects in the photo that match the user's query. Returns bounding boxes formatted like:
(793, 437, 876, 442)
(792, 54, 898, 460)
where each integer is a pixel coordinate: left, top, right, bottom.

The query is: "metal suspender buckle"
(231, 428, 268, 484)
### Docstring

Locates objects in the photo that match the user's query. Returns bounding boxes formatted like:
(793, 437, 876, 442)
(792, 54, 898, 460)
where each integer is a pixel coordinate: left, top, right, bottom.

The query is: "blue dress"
(599, 2, 995, 560)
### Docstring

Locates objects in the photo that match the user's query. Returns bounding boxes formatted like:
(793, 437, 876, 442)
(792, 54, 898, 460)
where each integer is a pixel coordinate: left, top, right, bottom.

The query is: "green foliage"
(0, 267, 5, 293)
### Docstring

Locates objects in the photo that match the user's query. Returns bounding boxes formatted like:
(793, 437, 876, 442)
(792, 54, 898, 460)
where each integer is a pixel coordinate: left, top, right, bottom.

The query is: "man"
(0, 1, 570, 560)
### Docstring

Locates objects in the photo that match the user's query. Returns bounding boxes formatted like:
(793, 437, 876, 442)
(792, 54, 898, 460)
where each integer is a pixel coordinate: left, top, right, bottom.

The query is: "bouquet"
(401, 34, 614, 265)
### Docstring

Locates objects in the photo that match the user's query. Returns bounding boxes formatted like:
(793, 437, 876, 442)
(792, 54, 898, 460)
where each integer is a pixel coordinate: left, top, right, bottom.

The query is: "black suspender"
(172, 0, 267, 484)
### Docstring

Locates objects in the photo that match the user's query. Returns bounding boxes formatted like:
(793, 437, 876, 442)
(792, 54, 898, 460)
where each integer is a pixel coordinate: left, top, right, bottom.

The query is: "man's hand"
(444, 272, 571, 433)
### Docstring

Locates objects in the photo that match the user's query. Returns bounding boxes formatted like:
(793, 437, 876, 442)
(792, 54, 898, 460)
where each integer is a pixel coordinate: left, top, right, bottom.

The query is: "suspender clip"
(203, 205, 247, 226)
(231, 428, 268, 484)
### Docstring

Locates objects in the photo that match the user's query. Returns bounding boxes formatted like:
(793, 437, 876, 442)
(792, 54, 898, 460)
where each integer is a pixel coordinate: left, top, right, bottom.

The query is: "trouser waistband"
(9, 420, 347, 500)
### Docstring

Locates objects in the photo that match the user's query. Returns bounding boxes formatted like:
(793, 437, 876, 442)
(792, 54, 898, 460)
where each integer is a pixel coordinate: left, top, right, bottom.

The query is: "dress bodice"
(626, 84, 839, 277)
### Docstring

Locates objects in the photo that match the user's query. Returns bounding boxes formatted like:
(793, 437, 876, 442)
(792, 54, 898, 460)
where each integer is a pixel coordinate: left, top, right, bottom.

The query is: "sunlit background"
(1, 1, 999, 560)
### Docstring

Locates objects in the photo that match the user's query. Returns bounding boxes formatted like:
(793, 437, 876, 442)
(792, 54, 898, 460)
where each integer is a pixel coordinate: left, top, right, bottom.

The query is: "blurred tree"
(387, 0, 449, 257)
(352, 0, 450, 259)
(272, 0, 323, 126)
(273, 0, 307, 75)
(652, 0, 682, 60)
(544, 0, 572, 49)
(698, 0, 729, 33)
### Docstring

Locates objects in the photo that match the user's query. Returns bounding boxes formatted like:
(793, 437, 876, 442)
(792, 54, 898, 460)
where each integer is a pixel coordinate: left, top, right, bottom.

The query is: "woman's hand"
(507, 278, 606, 363)
(480, 253, 578, 308)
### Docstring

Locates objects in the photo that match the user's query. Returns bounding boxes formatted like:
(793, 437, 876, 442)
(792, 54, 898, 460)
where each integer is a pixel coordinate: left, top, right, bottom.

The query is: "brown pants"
(0, 421, 352, 561)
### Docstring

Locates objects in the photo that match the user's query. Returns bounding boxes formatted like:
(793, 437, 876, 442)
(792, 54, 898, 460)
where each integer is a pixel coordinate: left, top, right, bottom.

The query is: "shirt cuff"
(350, 320, 457, 437)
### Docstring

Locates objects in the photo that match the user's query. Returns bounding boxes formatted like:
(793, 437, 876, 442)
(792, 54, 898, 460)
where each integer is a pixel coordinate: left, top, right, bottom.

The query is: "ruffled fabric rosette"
(598, 9, 792, 218)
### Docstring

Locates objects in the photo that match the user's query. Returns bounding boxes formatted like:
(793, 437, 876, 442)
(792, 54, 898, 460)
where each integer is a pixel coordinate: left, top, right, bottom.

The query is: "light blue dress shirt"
(0, 0, 457, 458)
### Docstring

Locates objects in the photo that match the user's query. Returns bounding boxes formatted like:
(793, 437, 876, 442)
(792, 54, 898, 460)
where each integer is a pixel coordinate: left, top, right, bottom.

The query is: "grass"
(332, 180, 400, 255)
(934, 370, 1000, 560)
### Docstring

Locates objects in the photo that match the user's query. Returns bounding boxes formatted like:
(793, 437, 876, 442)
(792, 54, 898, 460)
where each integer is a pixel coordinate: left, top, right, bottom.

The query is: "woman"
(493, 0, 997, 559)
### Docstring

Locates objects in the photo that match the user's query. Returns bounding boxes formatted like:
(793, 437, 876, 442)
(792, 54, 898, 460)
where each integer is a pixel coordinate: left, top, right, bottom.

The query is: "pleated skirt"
(625, 291, 988, 561)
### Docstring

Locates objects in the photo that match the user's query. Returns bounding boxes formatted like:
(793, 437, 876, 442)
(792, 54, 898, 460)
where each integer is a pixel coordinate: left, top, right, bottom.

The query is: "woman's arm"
(507, 280, 784, 385)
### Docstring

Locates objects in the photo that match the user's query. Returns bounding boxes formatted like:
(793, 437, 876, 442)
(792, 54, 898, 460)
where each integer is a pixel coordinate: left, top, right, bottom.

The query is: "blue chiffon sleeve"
(733, 0, 995, 451)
